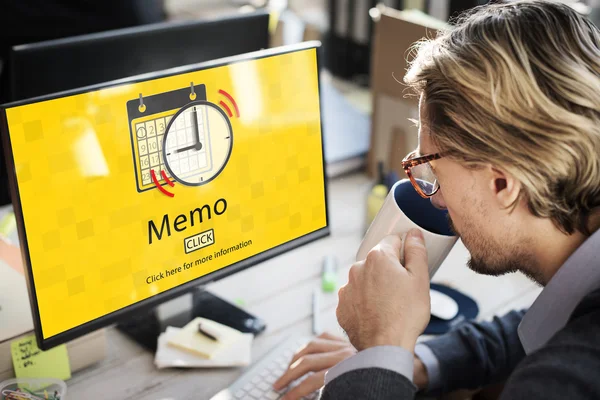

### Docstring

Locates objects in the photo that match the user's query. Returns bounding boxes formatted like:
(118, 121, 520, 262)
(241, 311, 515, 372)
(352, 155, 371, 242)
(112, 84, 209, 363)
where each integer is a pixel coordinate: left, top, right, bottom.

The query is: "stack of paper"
(155, 318, 253, 369)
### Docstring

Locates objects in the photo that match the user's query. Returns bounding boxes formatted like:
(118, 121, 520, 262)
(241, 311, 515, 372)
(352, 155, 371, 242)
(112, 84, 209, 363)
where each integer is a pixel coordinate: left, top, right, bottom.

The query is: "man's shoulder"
(559, 286, 600, 340)
(501, 289, 600, 399)
(569, 286, 600, 323)
(526, 286, 600, 362)
(546, 287, 600, 348)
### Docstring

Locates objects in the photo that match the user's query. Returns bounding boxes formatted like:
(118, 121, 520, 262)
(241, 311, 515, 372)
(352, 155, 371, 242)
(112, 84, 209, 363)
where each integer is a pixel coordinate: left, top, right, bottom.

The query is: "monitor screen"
(0, 43, 328, 349)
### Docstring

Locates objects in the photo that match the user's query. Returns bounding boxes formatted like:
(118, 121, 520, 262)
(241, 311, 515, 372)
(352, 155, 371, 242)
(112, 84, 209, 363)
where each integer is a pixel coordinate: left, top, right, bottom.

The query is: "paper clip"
(1, 388, 44, 400)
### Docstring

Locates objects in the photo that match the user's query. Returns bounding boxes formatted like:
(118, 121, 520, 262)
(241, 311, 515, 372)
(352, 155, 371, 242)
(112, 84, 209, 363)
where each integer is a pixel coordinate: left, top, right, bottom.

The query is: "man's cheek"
(446, 202, 465, 231)
(431, 192, 447, 210)
(447, 214, 458, 236)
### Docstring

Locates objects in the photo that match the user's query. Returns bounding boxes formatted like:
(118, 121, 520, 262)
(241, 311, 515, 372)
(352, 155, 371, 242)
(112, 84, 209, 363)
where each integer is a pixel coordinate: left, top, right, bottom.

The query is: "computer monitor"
(8, 11, 270, 102)
(0, 42, 329, 350)
(0, 10, 270, 209)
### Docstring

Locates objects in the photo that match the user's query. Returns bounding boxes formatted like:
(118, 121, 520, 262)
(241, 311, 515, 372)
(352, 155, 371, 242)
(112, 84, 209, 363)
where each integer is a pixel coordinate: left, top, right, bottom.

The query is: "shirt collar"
(518, 228, 600, 354)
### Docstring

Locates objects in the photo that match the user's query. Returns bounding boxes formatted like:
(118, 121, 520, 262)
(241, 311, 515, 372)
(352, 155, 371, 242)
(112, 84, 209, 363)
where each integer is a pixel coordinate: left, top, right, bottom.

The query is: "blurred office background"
(0, 0, 596, 102)
(0, 0, 596, 206)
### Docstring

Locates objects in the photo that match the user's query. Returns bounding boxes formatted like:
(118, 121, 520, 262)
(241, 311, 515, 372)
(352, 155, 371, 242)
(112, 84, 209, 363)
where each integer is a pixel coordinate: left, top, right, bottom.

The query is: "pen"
(312, 288, 321, 335)
(198, 323, 220, 341)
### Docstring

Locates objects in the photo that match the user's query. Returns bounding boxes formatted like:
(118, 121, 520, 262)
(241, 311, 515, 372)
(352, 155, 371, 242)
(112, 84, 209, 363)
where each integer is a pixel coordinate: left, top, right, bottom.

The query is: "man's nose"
(430, 190, 447, 210)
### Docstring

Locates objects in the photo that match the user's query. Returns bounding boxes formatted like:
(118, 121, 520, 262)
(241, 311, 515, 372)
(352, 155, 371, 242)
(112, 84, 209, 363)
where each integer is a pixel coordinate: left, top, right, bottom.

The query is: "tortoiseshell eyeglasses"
(401, 150, 443, 198)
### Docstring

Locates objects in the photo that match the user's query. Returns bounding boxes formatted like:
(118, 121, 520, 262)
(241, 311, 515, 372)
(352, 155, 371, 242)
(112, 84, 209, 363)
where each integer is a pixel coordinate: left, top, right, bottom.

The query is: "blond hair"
(405, 0, 600, 235)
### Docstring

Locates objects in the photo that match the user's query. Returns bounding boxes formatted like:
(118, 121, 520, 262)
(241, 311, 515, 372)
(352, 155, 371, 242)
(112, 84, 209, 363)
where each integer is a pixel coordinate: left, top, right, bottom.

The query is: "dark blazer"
(320, 287, 600, 399)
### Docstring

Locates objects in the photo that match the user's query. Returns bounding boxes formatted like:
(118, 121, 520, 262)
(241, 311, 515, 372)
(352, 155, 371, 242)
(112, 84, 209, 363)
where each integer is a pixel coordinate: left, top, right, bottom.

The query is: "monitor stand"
(116, 287, 266, 351)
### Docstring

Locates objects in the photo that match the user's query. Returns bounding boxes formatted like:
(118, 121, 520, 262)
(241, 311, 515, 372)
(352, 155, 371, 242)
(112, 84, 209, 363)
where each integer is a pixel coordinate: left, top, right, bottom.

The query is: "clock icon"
(162, 101, 233, 186)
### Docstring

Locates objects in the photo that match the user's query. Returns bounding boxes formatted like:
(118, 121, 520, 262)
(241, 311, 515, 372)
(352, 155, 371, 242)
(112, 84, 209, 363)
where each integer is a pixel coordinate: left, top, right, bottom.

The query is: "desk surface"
(66, 172, 541, 399)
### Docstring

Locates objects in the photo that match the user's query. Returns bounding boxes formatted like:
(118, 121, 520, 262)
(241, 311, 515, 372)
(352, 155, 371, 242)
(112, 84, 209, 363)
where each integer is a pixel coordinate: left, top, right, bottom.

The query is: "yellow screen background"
(4, 48, 326, 339)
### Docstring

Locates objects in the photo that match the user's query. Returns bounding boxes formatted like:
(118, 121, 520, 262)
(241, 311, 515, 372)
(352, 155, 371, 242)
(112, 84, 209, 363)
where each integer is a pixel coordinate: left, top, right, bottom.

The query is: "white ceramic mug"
(356, 179, 458, 278)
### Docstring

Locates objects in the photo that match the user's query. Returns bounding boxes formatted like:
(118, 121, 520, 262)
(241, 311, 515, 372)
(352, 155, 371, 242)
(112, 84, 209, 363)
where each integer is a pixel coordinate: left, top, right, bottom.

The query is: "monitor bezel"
(8, 10, 271, 102)
(0, 41, 330, 350)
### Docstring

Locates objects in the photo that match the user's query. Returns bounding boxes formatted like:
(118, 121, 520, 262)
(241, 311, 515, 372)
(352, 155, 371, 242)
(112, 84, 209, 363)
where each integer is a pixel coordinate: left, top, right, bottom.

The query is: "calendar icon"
(163, 104, 214, 179)
(126, 84, 207, 192)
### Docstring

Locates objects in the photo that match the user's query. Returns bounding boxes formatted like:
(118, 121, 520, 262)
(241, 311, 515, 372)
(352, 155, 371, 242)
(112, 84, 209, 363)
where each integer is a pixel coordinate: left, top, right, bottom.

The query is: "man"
(273, 1, 600, 398)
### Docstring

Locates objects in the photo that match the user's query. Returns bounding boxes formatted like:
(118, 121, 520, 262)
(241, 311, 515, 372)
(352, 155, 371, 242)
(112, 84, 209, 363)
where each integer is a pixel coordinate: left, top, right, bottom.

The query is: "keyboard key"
(265, 391, 280, 400)
(267, 362, 280, 372)
(208, 337, 314, 400)
(273, 372, 284, 382)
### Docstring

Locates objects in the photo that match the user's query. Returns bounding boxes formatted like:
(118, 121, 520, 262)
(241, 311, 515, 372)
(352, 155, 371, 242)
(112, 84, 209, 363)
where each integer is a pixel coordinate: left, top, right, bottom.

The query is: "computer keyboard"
(210, 335, 320, 400)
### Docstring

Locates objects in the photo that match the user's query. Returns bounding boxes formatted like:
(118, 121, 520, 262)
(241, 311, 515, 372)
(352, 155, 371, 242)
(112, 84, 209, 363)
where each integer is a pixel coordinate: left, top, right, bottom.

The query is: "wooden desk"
(66, 172, 541, 399)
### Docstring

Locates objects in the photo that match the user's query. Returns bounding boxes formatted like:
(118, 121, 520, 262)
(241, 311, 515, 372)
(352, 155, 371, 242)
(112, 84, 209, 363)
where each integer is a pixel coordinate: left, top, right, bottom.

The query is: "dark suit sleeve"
(498, 310, 600, 399)
(320, 368, 417, 400)
(422, 309, 527, 395)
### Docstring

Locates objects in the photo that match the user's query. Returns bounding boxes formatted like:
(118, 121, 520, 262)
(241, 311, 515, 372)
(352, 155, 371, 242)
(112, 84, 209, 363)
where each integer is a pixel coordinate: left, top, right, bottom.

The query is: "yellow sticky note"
(268, 11, 280, 35)
(0, 212, 16, 237)
(11, 335, 71, 380)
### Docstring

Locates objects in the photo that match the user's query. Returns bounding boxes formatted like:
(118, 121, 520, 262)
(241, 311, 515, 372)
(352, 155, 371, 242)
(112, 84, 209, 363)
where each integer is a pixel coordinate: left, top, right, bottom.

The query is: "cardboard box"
(367, 7, 449, 177)
(269, 9, 325, 48)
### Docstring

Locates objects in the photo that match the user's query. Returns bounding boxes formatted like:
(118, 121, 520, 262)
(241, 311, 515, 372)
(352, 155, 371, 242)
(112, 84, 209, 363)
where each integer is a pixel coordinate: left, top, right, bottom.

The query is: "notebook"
(156, 326, 252, 369)
(166, 317, 246, 359)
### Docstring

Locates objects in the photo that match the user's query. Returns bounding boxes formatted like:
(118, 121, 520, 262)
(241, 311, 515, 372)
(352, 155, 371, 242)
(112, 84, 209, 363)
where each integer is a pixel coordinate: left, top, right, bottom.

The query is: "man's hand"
(273, 332, 356, 400)
(336, 229, 431, 352)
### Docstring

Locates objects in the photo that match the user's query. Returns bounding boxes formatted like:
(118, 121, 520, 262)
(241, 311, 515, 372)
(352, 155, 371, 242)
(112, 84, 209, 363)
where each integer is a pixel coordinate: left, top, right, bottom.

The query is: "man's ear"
(489, 166, 521, 208)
